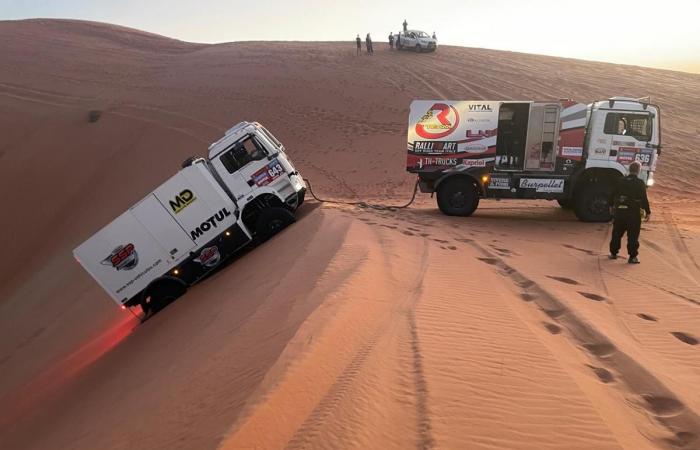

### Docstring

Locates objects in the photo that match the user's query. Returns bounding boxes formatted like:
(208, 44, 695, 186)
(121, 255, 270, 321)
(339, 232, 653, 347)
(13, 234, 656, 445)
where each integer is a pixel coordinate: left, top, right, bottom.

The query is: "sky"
(1, 0, 699, 73)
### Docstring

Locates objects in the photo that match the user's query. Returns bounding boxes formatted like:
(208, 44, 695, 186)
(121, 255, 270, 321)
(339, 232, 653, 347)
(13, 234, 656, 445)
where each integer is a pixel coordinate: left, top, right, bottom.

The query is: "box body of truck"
(406, 98, 660, 221)
(73, 161, 251, 308)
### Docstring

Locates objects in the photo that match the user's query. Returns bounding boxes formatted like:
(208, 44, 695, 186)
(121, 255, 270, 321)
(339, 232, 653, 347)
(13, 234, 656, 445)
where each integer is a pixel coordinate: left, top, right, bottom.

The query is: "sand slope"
(1, 19, 699, 450)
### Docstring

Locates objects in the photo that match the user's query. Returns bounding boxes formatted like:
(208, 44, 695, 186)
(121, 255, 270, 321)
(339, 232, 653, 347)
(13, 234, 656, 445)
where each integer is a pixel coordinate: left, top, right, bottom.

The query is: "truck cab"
(207, 122, 306, 236)
(584, 97, 660, 188)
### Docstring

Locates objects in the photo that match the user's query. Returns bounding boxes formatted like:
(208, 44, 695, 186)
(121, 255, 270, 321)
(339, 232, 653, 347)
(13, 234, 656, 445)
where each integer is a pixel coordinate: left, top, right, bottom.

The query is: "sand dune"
(1, 19, 699, 450)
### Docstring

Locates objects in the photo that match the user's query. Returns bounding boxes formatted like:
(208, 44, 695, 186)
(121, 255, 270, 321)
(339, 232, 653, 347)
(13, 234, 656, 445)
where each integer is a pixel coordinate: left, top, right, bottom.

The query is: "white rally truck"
(396, 30, 437, 52)
(406, 97, 661, 221)
(74, 121, 306, 315)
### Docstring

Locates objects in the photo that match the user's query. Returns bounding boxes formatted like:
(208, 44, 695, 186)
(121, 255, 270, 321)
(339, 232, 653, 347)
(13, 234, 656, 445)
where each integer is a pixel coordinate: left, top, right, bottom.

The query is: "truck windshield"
(417, 32, 429, 38)
(603, 112, 652, 141)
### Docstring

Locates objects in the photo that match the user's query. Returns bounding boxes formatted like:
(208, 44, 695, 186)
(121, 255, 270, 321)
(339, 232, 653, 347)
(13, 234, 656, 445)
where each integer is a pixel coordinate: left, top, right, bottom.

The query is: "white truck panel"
(73, 162, 242, 306)
(73, 211, 174, 305)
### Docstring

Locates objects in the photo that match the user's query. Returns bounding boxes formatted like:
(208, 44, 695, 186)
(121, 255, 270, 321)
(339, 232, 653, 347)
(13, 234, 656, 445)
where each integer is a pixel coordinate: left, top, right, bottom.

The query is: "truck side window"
(219, 136, 267, 173)
(603, 113, 651, 141)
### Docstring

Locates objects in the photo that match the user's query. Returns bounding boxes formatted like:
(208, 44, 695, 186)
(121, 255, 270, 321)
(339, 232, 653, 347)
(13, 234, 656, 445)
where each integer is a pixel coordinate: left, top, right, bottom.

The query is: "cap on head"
(629, 161, 641, 175)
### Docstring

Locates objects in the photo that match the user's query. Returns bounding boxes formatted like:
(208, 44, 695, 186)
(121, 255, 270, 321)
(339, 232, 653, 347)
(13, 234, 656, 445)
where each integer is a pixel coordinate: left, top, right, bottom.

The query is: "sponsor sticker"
(460, 158, 487, 168)
(489, 176, 510, 190)
(252, 159, 285, 187)
(519, 178, 565, 193)
(169, 189, 196, 214)
(613, 140, 635, 147)
(189, 208, 232, 241)
(101, 243, 139, 271)
(616, 150, 636, 164)
(415, 103, 460, 139)
(467, 104, 493, 112)
(194, 246, 221, 268)
(593, 147, 607, 155)
(635, 148, 653, 165)
(561, 147, 583, 157)
(412, 141, 459, 154)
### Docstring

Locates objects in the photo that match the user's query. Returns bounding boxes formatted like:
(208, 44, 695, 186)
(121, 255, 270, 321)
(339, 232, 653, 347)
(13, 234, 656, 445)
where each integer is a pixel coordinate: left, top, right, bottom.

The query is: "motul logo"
(189, 208, 232, 240)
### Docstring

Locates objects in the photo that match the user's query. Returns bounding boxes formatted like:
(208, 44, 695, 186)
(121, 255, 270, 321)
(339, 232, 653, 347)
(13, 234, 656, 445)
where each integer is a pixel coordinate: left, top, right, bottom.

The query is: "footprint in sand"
(477, 257, 499, 265)
(520, 292, 537, 302)
(578, 292, 606, 302)
(433, 238, 449, 243)
(402, 230, 415, 236)
(587, 365, 615, 383)
(543, 322, 561, 334)
(547, 275, 580, 285)
(636, 313, 658, 321)
(670, 332, 698, 346)
(583, 342, 616, 358)
(641, 395, 685, 417)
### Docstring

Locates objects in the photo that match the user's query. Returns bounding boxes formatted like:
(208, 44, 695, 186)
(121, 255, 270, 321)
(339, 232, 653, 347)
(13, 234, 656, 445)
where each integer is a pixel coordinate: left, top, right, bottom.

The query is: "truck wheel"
(143, 281, 186, 315)
(574, 185, 612, 222)
(255, 207, 295, 242)
(437, 178, 479, 217)
(557, 199, 573, 209)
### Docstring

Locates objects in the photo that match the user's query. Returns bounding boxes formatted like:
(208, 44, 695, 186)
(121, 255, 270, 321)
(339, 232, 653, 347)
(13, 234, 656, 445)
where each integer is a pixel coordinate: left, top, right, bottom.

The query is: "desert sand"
(1, 19, 699, 450)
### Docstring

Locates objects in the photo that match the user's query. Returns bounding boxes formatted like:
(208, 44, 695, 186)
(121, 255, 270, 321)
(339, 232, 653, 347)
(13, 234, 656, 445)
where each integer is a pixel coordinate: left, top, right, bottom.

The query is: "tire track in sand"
(285, 237, 434, 450)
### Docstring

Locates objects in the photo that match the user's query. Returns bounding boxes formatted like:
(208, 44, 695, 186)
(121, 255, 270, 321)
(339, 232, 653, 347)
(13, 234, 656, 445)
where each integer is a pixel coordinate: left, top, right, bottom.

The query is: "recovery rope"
(303, 178, 420, 211)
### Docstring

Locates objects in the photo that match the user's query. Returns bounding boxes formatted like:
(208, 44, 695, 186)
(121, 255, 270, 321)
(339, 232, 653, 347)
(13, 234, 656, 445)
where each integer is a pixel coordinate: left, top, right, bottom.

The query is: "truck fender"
(434, 172, 484, 195)
(584, 159, 628, 176)
(237, 186, 285, 209)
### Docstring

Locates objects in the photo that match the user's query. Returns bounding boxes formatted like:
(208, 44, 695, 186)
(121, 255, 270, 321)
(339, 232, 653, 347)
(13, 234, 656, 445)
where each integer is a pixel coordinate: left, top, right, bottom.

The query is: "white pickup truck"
(74, 121, 306, 316)
(397, 30, 437, 52)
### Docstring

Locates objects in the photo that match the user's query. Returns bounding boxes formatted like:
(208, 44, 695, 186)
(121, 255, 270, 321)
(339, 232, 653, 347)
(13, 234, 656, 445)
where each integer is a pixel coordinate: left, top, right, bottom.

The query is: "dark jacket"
(611, 175, 651, 215)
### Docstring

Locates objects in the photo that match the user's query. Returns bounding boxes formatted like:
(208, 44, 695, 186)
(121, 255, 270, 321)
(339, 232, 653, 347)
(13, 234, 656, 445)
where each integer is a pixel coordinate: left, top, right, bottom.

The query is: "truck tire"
(255, 207, 295, 242)
(574, 184, 612, 222)
(437, 177, 480, 217)
(557, 198, 573, 209)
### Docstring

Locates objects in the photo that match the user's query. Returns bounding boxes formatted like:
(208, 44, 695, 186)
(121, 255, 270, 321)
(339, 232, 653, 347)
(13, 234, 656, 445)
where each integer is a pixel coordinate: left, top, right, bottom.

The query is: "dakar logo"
(415, 103, 460, 139)
(101, 243, 139, 271)
(169, 189, 196, 214)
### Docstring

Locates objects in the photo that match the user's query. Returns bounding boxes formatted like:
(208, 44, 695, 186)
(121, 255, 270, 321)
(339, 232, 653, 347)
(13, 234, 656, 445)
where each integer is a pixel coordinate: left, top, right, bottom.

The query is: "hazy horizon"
(2, 0, 699, 74)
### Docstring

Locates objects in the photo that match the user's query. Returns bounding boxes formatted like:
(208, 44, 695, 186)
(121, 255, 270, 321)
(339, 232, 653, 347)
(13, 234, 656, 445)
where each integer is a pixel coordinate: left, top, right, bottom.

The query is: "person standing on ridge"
(432, 31, 437, 39)
(389, 32, 394, 49)
(356, 34, 362, 55)
(366, 33, 373, 54)
(608, 161, 651, 264)
(403, 19, 408, 32)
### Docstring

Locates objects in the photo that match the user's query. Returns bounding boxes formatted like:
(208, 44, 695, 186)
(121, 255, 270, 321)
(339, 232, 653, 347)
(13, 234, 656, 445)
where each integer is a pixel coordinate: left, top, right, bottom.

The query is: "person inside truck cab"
(617, 117, 631, 136)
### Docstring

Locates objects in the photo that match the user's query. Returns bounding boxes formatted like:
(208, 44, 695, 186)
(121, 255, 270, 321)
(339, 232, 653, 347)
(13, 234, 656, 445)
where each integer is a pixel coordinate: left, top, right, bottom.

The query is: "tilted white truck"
(406, 97, 661, 221)
(396, 30, 437, 52)
(74, 122, 306, 315)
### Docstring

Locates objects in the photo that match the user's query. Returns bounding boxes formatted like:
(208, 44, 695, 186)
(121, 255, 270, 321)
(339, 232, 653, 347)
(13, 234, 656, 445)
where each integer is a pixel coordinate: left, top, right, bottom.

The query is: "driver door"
(217, 135, 270, 202)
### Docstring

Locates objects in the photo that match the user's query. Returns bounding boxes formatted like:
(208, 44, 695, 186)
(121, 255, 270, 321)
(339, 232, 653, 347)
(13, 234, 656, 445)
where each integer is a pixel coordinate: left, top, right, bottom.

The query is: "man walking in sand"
(366, 33, 373, 54)
(389, 32, 394, 49)
(609, 161, 651, 264)
(356, 34, 362, 55)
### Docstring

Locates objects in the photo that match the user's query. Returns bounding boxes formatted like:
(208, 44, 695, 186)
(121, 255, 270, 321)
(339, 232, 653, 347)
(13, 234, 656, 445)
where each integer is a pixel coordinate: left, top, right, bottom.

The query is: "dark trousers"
(609, 210, 641, 258)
